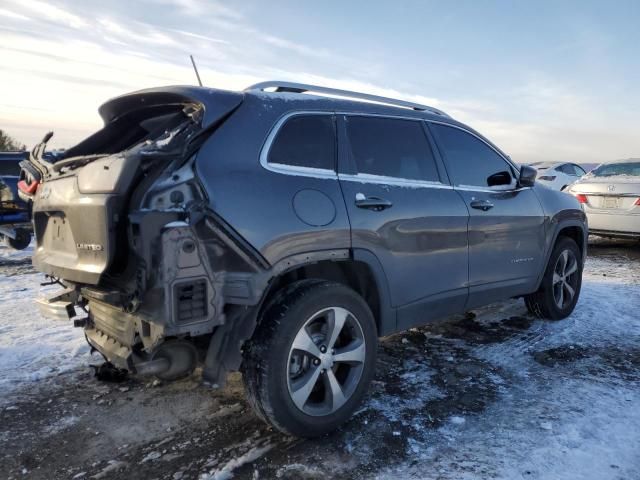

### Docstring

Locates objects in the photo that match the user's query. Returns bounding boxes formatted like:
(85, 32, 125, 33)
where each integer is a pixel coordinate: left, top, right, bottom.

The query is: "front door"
(337, 115, 469, 331)
(428, 122, 546, 307)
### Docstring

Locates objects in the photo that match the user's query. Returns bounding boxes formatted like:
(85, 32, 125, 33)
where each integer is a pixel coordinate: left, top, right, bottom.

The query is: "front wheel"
(242, 280, 377, 437)
(525, 237, 583, 320)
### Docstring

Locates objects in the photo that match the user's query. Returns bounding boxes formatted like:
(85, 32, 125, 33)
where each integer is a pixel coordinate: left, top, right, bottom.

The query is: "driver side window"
(430, 123, 515, 189)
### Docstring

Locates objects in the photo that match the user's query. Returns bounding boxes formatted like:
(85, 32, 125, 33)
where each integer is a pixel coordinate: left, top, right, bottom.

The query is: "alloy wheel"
(287, 307, 366, 416)
(552, 249, 579, 309)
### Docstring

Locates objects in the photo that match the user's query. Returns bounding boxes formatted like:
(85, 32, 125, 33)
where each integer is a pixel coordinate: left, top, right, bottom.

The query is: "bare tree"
(0, 130, 26, 152)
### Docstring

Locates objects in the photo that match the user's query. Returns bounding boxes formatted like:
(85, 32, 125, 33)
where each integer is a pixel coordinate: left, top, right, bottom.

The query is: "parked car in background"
(568, 159, 640, 239)
(22, 82, 587, 437)
(529, 162, 587, 191)
(0, 151, 32, 250)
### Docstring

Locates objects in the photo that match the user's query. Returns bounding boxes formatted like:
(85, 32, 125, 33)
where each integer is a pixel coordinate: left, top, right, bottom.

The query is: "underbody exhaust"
(132, 340, 198, 381)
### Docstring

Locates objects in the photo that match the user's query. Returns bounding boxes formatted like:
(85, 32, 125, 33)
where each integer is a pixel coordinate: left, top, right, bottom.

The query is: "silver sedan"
(568, 159, 640, 238)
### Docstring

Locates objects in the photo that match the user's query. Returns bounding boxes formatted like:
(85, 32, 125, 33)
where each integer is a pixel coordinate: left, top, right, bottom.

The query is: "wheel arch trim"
(536, 218, 588, 290)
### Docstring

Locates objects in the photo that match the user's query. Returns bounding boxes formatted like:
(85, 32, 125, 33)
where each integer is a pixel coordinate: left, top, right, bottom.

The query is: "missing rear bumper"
(85, 327, 196, 380)
(85, 327, 133, 370)
(35, 287, 79, 321)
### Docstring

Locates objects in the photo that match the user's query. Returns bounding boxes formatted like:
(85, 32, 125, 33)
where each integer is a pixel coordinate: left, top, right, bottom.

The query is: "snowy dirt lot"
(1, 239, 639, 480)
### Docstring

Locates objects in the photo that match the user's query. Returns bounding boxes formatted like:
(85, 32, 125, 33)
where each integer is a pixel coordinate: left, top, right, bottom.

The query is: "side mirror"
(518, 165, 537, 187)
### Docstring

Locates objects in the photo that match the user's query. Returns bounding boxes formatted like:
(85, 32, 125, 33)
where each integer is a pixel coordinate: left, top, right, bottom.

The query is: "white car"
(529, 162, 587, 191)
(568, 159, 640, 239)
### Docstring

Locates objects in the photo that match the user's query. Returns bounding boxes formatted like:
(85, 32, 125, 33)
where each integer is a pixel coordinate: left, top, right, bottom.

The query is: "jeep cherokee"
(20, 81, 587, 437)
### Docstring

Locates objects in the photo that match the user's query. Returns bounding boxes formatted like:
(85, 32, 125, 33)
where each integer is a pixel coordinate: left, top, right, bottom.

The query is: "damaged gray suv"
(20, 81, 588, 437)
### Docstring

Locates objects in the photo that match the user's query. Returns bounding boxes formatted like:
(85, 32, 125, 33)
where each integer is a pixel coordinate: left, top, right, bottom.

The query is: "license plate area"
(603, 197, 619, 209)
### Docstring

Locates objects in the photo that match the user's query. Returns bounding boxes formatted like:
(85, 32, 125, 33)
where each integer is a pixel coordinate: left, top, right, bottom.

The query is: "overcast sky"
(1, 0, 638, 163)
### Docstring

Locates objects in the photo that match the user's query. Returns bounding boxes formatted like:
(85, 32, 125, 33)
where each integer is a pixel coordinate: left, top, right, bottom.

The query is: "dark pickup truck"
(0, 151, 32, 250)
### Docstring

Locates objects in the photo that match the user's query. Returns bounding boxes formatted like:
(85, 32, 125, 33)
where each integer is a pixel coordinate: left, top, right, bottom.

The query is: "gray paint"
(27, 84, 588, 383)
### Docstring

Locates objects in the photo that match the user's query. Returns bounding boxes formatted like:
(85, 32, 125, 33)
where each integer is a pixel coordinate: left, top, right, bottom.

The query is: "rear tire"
(242, 280, 377, 437)
(525, 237, 582, 320)
(5, 228, 31, 250)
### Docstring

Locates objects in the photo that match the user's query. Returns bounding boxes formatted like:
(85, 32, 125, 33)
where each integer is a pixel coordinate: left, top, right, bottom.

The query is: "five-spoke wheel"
(242, 280, 377, 437)
(287, 307, 366, 416)
(552, 249, 579, 310)
(525, 236, 583, 320)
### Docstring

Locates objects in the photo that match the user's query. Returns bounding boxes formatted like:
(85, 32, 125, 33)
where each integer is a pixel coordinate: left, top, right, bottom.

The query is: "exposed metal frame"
(246, 81, 450, 117)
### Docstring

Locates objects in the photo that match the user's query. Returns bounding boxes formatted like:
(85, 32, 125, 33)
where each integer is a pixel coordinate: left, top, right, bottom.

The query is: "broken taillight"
(18, 179, 39, 195)
(574, 193, 588, 204)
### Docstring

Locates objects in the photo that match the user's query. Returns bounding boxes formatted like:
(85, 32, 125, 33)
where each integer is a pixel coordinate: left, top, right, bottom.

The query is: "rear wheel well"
(260, 260, 381, 334)
(556, 226, 585, 255)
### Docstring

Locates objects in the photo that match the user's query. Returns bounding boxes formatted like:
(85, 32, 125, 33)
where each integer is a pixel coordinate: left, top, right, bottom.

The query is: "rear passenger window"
(268, 115, 336, 170)
(430, 123, 514, 188)
(346, 116, 440, 182)
(558, 164, 575, 175)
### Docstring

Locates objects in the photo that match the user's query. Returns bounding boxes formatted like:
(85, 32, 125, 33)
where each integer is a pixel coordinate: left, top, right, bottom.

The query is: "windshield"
(591, 162, 640, 177)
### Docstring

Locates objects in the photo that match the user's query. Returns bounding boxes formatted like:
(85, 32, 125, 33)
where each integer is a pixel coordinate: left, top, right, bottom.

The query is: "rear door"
(428, 122, 546, 307)
(337, 115, 469, 330)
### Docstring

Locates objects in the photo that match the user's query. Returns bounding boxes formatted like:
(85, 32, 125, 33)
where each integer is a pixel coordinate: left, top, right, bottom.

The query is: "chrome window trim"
(340, 111, 434, 123)
(259, 110, 517, 187)
(454, 185, 531, 194)
(341, 113, 447, 186)
(426, 120, 521, 190)
(338, 172, 453, 190)
(427, 119, 517, 170)
(259, 111, 337, 179)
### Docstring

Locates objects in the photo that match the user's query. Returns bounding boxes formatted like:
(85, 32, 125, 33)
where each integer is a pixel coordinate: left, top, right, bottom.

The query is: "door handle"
(470, 199, 494, 211)
(355, 193, 393, 211)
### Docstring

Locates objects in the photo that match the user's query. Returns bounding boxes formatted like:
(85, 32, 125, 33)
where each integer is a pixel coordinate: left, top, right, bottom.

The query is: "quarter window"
(268, 115, 336, 170)
(572, 164, 586, 176)
(430, 123, 514, 188)
(345, 116, 440, 182)
(558, 164, 576, 175)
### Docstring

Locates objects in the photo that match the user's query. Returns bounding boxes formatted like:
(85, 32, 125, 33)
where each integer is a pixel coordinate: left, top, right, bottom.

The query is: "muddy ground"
(1, 237, 639, 479)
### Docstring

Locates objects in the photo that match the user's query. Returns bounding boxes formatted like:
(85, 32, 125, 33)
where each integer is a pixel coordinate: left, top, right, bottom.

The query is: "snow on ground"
(0, 242, 33, 261)
(0, 244, 87, 402)
(0, 239, 639, 479)
(372, 272, 640, 480)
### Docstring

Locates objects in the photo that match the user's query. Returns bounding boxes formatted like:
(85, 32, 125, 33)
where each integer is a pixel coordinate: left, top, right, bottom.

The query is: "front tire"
(525, 237, 582, 320)
(242, 280, 377, 437)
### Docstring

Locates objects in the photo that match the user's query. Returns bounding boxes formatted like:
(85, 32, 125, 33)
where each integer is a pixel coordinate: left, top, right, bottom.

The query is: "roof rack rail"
(245, 81, 449, 117)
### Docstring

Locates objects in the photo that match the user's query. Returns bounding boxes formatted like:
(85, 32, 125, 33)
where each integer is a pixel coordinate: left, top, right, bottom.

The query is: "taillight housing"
(635, 198, 640, 206)
(574, 193, 588, 204)
(538, 175, 556, 181)
(18, 179, 39, 195)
